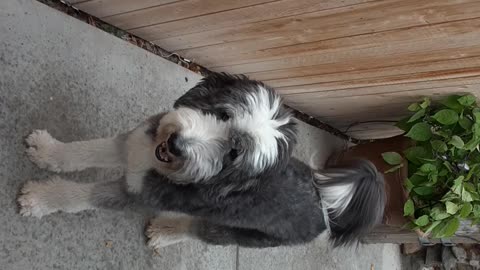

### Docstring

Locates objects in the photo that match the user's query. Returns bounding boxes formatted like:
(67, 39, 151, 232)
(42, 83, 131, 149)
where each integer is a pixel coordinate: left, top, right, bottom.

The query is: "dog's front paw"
(146, 217, 192, 251)
(17, 180, 55, 218)
(25, 130, 63, 172)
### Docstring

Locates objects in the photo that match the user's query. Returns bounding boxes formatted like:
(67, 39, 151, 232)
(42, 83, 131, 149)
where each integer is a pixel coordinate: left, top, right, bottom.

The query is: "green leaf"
(458, 94, 477, 107)
(440, 218, 460, 237)
(462, 189, 474, 202)
(459, 117, 473, 130)
(445, 201, 459, 215)
(402, 221, 418, 230)
(440, 95, 463, 112)
(405, 178, 414, 192)
(470, 191, 480, 201)
(404, 146, 429, 165)
(431, 221, 446, 237)
(408, 108, 426, 123)
(441, 191, 457, 202)
(410, 174, 428, 186)
(429, 173, 438, 184)
(464, 137, 480, 151)
(465, 182, 476, 193)
(466, 164, 480, 180)
(473, 204, 480, 217)
(420, 163, 437, 173)
(414, 186, 434, 196)
(425, 220, 442, 235)
(415, 215, 430, 226)
(433, 109, 459, 125)
(408, 103, 421, 112)
(474, 108, 480, 122)
(420, 97, 431, 109)
(406, 122, 432, 141)
(431, 140, 448, 153)
(395, 116, 414, 132)
(433, 129, 451, 138)
(439, 168, 449, 177)
(382, 152, 403, 165)
(431, 207, 450, 221)
(444, 161, 454, 173)
(452, 176, 464, 195)
(473, 123, 480, 136)
(384, 164, 404, 174)
(449, 135, 465, 148)
(460, 203, 473, 218)
(418, 157, 437, 163)
(404, 199, 414, 217)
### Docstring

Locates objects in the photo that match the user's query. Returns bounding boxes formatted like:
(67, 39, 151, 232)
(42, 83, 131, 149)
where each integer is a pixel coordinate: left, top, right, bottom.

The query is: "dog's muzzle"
(155, 132, 181, 163)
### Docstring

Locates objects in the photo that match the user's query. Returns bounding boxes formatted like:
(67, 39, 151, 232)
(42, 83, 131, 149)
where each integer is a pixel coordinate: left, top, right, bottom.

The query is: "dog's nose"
(167, 132, 182, 156)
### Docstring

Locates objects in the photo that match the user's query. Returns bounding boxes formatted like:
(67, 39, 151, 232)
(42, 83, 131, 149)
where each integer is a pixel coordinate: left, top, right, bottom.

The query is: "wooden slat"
(153, 0, 387, 51)
(174, 0, 480, 61)
(281, 83, 480, 134)
(218, 46, 480, 79)
(281, 78, 480, 116)
(103, 0, 279, 30)
(285, 86, 480, 118)
(74, 0, 181, 18)
(262, 56, 480, 86)
(278, 73, 480, 97)
(276, 67, 480, 97)
(209, 18, 480, 72)
(246, 52, 480, 83)
(129, 0, 371, 40)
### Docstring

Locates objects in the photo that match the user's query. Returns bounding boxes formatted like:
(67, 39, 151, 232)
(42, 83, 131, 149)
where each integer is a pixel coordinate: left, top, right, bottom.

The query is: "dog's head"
(153, 73, 297, 184)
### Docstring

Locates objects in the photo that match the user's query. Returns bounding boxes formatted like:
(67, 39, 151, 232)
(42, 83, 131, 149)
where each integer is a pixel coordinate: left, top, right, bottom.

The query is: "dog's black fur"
(140, 159, 327, 247)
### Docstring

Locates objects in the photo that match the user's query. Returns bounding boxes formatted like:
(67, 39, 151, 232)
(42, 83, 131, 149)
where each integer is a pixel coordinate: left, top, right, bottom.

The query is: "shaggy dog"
(18, 73, 385, 249)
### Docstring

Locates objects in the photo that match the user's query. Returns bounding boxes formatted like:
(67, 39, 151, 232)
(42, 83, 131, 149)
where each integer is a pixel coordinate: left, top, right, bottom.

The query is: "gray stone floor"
(0, 0, 402, 269)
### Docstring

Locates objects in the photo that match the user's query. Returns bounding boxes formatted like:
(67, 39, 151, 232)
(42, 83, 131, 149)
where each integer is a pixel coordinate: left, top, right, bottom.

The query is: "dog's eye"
(229, 148, 239, 160)
(219, 112, 230, 121)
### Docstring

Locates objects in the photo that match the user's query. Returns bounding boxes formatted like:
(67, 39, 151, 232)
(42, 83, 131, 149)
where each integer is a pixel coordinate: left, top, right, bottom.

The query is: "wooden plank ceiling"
(70, 0, 480, 139)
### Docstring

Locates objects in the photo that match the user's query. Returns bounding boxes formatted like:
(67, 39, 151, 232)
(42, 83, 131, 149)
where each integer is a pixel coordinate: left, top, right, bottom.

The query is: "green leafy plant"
(383, 94, 480, 238)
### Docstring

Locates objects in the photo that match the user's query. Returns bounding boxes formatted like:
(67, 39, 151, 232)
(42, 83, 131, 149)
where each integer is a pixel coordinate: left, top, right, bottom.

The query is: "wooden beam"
(74, 0, 181, 18)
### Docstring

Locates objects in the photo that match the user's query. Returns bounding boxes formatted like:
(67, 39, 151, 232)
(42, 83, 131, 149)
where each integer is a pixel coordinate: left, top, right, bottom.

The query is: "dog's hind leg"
(192, 221, 284, 248)
(25, 130, 127, 172)
(17, 176, 133, 218)
(146, 217, 284, 249)
(146, 214, 194, 250)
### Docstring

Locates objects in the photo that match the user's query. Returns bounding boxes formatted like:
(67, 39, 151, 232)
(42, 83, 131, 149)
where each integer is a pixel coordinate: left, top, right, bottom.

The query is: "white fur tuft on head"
(232, 86, 291, 171)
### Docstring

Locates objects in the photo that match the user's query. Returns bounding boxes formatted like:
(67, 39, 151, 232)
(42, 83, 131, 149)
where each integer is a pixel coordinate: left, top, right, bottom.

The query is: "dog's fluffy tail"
(314, 159, 385, 246)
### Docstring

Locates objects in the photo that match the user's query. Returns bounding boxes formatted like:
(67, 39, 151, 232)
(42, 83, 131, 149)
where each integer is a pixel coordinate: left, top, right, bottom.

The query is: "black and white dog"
(18, 73, 385, 249)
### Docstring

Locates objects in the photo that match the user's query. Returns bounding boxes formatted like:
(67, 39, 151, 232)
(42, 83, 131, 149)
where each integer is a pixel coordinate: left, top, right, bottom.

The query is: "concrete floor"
(0, 0, 402, 269)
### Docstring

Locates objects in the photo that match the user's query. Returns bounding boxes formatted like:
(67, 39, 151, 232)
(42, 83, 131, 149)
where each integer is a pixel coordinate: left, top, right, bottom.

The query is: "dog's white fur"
(232, 86, 289, 171)
(26, 130, 124, 172)
(146, 213, 194, 251)
(125, 124, 157, 193)
(18, 176, 96, 217)
(163, 107, 229, 183)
